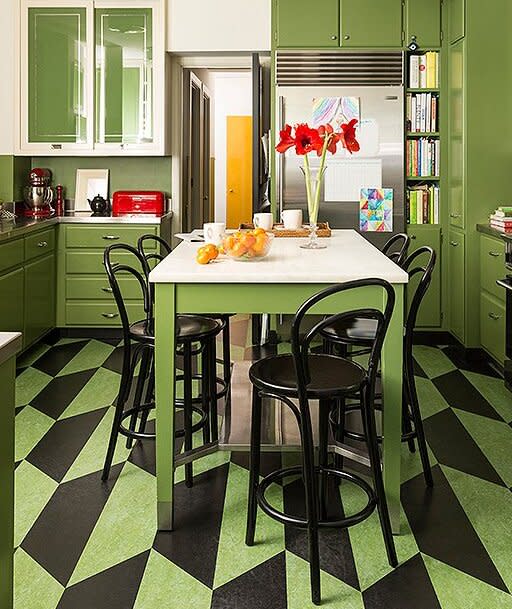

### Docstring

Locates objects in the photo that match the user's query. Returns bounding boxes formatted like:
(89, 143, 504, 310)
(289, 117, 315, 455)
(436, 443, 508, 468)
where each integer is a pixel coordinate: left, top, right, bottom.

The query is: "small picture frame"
(75, 169, 109, 212)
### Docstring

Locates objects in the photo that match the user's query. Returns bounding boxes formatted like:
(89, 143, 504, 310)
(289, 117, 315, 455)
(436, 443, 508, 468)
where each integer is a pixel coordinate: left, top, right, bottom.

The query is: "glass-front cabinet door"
(24, 3, 93, 150)
(95, 7, 154, 148)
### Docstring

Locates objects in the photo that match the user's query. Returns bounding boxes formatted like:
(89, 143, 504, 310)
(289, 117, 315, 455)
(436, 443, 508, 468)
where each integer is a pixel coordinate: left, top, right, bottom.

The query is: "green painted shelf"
(407, 132, 439, 137)
(406, 176, 440, 181)
(406, 88, 440, 93)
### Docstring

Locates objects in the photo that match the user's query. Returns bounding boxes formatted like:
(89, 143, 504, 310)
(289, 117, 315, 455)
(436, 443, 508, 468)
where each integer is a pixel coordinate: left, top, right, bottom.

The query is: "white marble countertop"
(0, 333, 22, 366)
(149, 229, 409, 284)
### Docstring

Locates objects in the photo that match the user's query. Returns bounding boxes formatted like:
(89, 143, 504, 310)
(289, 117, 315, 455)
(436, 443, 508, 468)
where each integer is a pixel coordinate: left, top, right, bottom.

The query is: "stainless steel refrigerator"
(275, 51, 405, 249)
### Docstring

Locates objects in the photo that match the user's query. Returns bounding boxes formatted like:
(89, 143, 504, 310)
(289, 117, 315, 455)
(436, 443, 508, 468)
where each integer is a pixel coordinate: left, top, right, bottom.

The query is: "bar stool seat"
(250, 353, 364, 398)
(129, 315, 220, 344)
(321, 318, 378, 344)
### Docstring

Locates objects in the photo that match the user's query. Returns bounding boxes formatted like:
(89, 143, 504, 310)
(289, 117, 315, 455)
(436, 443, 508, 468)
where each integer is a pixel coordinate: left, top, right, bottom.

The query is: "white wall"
(168, 0, 271, 52)
(0, 0, 15, 154)
(213, 72, 252, 223)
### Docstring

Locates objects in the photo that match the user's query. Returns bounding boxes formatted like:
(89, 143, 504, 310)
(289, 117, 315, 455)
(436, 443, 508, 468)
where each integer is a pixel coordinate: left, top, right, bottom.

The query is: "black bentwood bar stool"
(102, 243, 222, 487)
(320, 247, 436, 487)
(381, 232, 410, 266)
(138, 234, 233, 400)
(246, 279, 398, 605)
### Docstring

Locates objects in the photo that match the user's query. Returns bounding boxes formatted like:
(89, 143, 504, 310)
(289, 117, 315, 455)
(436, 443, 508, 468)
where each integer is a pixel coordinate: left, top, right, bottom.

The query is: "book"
(494, 207, 512, 217)
(410, 55, 420, 88)
(418, 55, 428, 88)
(426, 52, 437, 88)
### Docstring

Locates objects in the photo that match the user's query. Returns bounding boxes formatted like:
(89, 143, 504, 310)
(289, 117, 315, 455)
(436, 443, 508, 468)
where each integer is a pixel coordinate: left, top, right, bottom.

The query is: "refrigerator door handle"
(277, 95, 284, 217)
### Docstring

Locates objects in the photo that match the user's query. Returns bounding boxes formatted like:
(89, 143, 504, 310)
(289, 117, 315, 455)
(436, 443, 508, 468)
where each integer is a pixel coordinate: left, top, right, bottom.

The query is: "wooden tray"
(239, 222, 332, 238)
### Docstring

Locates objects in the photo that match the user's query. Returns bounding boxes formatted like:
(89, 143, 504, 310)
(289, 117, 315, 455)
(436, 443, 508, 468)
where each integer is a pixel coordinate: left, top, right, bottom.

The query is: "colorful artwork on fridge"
(359, 188, 393, 232)
(311, 96, 360, 129)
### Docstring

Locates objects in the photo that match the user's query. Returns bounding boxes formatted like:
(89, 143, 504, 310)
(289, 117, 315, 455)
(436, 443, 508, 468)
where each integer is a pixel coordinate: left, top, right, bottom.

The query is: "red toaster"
(112, 191, 165, 216)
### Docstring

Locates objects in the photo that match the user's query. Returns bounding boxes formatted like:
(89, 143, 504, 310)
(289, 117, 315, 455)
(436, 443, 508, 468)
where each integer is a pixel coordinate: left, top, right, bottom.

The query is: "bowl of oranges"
(222, 228, 273, 261)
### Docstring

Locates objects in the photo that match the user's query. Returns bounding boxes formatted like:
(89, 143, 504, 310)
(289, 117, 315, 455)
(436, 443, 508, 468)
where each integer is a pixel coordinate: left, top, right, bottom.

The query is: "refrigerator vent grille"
(276, 51, 403, 86)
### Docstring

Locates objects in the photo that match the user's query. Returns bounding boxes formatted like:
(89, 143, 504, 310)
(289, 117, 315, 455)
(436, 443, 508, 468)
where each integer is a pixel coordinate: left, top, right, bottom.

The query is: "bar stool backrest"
(403, 245, 436, 344)
(291, 278, 396, 416)
(138, 234, 172, 314)
(382, 233, 410, 266)
(103, 243, 152, 342)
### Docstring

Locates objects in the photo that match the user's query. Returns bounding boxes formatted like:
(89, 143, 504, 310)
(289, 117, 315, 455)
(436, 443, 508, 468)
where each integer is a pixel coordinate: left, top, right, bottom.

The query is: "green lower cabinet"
(448, 229, 465, 342)
(480, 292, 505, 364)
(24, 253, 56, 348)
(0, 267, 24, 336)
(274, 0, 340, 47)
(407, 226, 442, 327)
(405, 0, 441, 48)
(340, 0, 403, 47)
(479, 234, 505, 302)
(65, 302, 144, 326)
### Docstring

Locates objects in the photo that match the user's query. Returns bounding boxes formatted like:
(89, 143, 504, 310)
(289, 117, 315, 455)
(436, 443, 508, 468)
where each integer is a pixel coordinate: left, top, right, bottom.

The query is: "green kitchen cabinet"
(479, 234, 505, 303)
(0, 268, 24, 337)
(407, 226, 442, 327)
(405, 0, 441, 48)
(27, 7, 88, 146)
(340, 0, 403, 48)
(274, 0, 340, 47)
(449, 0, 465, 43)
(448, 229, 465, 342)
(480, 292, 505, 364)
(24, 253, 56, 348)
(448, 39, 464, 229)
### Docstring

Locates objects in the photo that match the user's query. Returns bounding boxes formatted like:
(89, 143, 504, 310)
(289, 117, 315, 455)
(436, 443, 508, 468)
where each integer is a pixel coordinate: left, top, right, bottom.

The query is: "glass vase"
(299, 165, 327, 250)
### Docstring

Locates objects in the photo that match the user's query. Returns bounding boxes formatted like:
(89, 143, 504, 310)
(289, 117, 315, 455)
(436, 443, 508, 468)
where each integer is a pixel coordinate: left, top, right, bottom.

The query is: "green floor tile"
(14, 548, 64, 609)
(442, 465, 512, 593)
(15, 367, 52, 408)
(415, 376, 450, 420)
(286, 551, 364, 609)
(15, 406, 54, 462)
(213, 462, 285, 588)
(412, 346, 456, 379)
(14, 461, 58, 548)
(133, 549, 212, 609)
(423, 553, 512, 609)
(462, 370, 512, 423)
(68, 461, 156, 586)
(454, 409, 512, 487)
(57, 340, 114, 377)
(62, 408, 131, 483)
(343, 482, 418, 591)
(17, 343, 51, 369)
(59, 367, 120, 420)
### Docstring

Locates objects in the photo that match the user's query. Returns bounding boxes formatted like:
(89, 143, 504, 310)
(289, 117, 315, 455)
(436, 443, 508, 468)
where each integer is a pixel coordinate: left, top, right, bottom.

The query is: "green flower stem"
(305, 134, 330, 225)
(303, 154, 313, 219)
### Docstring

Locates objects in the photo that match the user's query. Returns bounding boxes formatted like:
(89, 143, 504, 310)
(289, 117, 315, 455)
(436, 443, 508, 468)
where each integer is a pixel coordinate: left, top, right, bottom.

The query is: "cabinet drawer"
(65, 225, 157, 249)
(65, 302, 144, 326)
(66, 251, 137, 274)
(0, 238, 24, 274)
(25, 228, 56, 261)
(479, 235, 505, 302)
(480, 292, 505, 364)
(66, 276, 142, 300)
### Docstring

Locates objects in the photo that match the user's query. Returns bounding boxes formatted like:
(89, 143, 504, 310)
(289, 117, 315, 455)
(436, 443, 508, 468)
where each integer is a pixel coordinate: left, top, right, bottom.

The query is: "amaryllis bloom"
(318, 123, 340, 155)
(339, 119, 360, 154)
(275, 124, 295, 153)
(293, 123, 322, 155)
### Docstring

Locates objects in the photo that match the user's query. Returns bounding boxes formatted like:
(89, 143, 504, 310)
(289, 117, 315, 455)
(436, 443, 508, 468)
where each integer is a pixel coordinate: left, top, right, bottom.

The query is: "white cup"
(203, 222, 225, 245)
(253, 212, 273, 231)
(281, 209, 303, 230)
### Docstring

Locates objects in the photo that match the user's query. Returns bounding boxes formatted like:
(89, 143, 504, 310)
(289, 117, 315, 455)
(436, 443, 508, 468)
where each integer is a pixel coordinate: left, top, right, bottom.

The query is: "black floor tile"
(401, 466, 507, 592)
(102, 347, 125, 375)
(32, 341, 88, 377)
(413, 358, 428, 379)
(30, 369, 96, 419)
(433, 370, 502, 421)
(21, 464, 123, 586)
(423, 409, 505, 486)
(363, 554, 441, 609)
(26, 408, 108, 483)
(153, 463, 229, 588)
(56, 550, 149, 609)
(441, 345, 501, 378)
(211, 552, 287, 609)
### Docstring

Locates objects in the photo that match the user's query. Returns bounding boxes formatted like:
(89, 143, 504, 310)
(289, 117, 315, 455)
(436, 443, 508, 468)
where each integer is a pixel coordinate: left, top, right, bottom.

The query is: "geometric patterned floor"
(13, 316, 512, 608)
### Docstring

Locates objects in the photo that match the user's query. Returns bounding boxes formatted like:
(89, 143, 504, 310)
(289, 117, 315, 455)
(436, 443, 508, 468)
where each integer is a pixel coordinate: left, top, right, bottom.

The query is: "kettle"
(88, 194, 109, 216)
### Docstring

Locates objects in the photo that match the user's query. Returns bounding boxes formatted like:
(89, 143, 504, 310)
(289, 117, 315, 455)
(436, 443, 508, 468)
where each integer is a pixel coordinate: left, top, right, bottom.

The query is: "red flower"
(275, 124, 295, 153)
(293, 123, 322, 155)
(339, 119, 360, 154)
(318, 123, 340, 155)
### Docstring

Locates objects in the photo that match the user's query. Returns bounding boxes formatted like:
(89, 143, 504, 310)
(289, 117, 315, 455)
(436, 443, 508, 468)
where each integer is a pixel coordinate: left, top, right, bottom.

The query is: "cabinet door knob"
(102, 312, 118, 319)
(344, 34, 350, 40)
(101, 287, 113, 293)
(102, 235, 120, 240)
(450, 213, 461, 218)
(410, 234, 417, 240)
(37, 241, 48, 247)
(331, 34, 337, 40)
(50, 144, 62, 150)
(489, 251, 501, 257)
(488, 312, 501, 320)
(450, 241, 459, 247)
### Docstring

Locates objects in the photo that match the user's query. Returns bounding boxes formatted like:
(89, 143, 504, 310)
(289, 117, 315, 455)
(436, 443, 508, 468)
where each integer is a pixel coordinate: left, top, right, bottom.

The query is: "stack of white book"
(409, 52, 439, 89)
(489, 207, 512, 233)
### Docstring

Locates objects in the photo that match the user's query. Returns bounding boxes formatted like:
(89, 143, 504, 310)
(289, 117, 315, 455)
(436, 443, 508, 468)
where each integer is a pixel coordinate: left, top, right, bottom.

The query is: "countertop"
(0, 211, 173, 242)
(149, 229, 409, 284)
(476, 223, 509, 240)
(0, 333, 22, 366)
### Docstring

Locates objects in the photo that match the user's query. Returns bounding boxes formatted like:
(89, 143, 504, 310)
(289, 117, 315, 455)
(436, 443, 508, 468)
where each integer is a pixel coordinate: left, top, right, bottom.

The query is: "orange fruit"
(240, 233, 256, 249)
(231, 242, 247, 257)
(253, 227, 266, 236)
(204, 244, 219, 260)
(223, 235, 235, 251)
(196, 249, 210, 265)
(252, 234, 267, 254)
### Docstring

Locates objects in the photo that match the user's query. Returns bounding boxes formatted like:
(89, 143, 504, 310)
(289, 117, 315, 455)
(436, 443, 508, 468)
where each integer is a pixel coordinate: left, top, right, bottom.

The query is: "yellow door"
(226, 115, 252, 229)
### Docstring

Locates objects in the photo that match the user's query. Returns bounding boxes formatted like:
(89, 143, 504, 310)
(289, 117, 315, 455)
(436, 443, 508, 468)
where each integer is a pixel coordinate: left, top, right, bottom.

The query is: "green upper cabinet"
(27, 6, 89, 147)
(448, 39, 465, 228)
(340, 0, 403, 48)
(274, 0, 340, 48)
(405, 0, 441, 49)
(21, 0, 166, 156)
(95, 7, 154, 146)
(449, 0, 465, 43)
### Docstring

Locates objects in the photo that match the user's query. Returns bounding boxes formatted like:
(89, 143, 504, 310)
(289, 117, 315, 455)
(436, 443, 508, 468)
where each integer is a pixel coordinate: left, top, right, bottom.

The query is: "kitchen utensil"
(203, 222, 225, 245)
(253, 212, 273, 230)
(88, 194, 109, 216)
(112, 191, 165, 216)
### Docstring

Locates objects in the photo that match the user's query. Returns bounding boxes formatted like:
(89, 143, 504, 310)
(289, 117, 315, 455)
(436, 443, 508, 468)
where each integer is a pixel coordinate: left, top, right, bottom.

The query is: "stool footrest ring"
(118, 402, 207, 440)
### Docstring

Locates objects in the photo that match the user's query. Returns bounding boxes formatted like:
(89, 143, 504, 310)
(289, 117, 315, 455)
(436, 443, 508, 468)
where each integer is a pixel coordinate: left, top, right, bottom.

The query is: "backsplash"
(0, 155, 31, 202)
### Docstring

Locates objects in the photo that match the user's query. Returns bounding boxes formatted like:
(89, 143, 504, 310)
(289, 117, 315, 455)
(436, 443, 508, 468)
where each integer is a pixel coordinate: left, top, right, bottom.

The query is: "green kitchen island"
(150, 230, 407, 533)
(0, 332, 22, 609)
